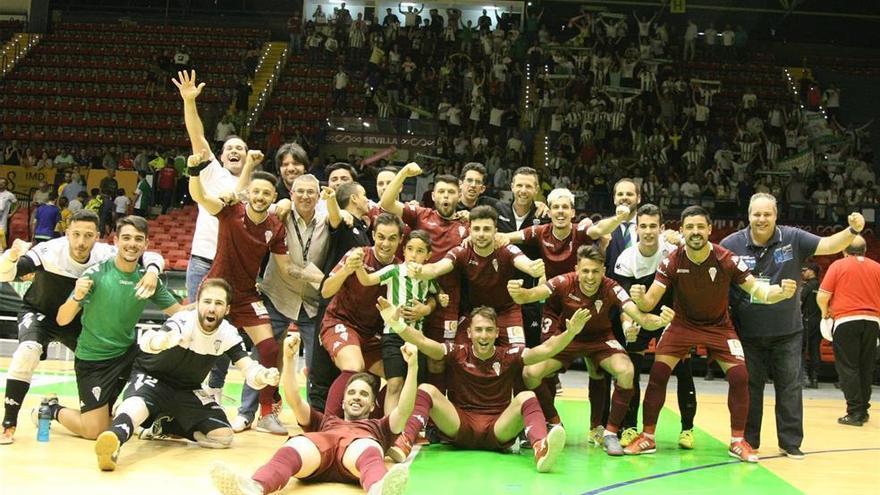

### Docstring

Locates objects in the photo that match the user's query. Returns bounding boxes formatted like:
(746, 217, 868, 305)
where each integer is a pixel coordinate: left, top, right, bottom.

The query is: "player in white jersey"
(93, 279, 280, 471)
(0, 210, 164, 445)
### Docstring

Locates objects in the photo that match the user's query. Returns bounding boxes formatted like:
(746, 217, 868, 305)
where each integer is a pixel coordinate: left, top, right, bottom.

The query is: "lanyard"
(291, 216, 315, 263)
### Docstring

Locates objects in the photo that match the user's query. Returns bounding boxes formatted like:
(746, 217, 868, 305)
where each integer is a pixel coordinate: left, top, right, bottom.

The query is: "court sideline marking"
(579, 447, 880, 494)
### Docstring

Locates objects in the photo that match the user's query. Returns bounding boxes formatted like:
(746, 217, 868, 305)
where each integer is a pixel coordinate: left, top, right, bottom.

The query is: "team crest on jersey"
(265, 231, 273, 243)
(709, 267, 718, 282)
(492, 259, 499, 272)
(492, 362, 501, 376)
(92, 386, 102, 401)
(352, 227, 360, 235)
(458, 226, 467, 238)
(594, 300, 603, 313)
(214, 340, 222, 352)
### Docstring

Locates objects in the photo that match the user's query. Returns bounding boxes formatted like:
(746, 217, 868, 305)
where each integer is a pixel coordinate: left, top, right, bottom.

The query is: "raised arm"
(322, 186, 342, 229)
(815, 213, 864, 256)
(321, 248, 364, 298)
(587, 204, 631, 239)
(56, 277, 93, 326)
(512, 254, 545, 279)
(377, 297, 446, 360)
(407, 258, 454, 281)
(188, 151, 226, 215)
(388, 343, 419, 433)
(278, 334, 310, 426)
(235, 150, 264, 193)
(0, 239, 33, 281)
(738, 275, 797, 304)
(507, 279, 552, 305)
(380, 162, 422, 217)
(629, 280, 667, 312)
(522, 308, 590, 365)
(355, 266, 381, 286)
(171, 70, 211, 158)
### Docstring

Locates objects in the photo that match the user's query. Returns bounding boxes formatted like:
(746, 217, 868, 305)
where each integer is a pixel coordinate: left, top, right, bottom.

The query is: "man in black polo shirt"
(720, 192, 865, 459)
(456, 162, 498, 212)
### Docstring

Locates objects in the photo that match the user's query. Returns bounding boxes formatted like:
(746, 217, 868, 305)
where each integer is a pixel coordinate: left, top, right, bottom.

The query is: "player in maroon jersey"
(624, 206, 797, 462)
(211, 334, 417, 495)
(505, 188, 632, 278)
(380, 162, 469, 388)
(377, 298, 590, 471)
(319, 213, 405, 417)
(508, 245, 674, 456)
(408, 205, 545, 347)
(189, 154, 294, 428)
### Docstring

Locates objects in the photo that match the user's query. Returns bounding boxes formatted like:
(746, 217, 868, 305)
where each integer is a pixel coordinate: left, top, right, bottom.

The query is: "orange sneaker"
(387, 435, 413, 463)
(623, 433, 656, 455)
(534, 425, 566, 473)
(0, 424, 15, 445)
(729, 439, 759, 463)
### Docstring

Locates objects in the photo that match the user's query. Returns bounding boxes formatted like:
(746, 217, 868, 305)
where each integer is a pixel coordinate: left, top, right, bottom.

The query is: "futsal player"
(0, 210, 165, 444)
(210, 334, 418, 495)
(508, 245, 675, 456)
(93, 279, 281, 471)
(624, 206, 797, 462)
(379, 298, 587, 472)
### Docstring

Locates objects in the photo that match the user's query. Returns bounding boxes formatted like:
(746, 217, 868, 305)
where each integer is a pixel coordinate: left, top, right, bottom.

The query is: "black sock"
(676, 358, 697, 431)
(110, 413, 135, 444)
(50, 404, 65, 421)
(3, 379, 30, 427)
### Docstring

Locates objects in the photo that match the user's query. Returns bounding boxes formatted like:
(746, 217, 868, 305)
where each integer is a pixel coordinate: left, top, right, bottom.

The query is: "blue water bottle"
(36, 398, 51, 442)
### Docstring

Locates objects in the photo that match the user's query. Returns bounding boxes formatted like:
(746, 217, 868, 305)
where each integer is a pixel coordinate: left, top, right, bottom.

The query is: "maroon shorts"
(443, 407, 513, 451)
(320, 320, 382, 370)
(655, 322, 745, 364)
(296, 431, 362, 484)
(228, 298, 272, 329)
(550, 338, 626, 370)
(455, 306, 525, 347)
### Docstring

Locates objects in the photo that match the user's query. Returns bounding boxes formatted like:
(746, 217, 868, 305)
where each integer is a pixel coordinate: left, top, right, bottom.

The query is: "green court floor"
(4, 371, 803, 495)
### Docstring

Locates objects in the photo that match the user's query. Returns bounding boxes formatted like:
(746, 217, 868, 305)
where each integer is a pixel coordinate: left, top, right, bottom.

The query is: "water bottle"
(36, 398, 51, 442)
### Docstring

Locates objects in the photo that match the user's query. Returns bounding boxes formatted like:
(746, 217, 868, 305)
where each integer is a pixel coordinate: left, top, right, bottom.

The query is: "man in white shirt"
(213, 116, 236, 150)
(0, 178, 18, 251)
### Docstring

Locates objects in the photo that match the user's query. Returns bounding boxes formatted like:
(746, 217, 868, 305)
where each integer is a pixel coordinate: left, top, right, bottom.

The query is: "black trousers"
(803, 317, 822, 377)
(307, 299, 340, 411)
(832, 319, 880, 417)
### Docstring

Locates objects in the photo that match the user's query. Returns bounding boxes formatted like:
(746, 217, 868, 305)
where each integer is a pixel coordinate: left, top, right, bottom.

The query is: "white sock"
(731, 436, 743, 444)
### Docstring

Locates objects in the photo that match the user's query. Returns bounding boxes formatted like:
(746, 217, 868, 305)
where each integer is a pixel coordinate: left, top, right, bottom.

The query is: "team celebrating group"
(0, 71, 868, 495)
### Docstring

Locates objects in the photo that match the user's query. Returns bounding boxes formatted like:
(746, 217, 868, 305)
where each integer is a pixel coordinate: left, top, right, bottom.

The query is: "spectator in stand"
(31, 192, 61, 243)
(133, 171, 153, 217)
(214, 116, 237, 152)
(113, 188, 130, 226)
(3, 141, 21, 165)
(117, 151, 135, 170)
(35, 151, 53, 170)
(156, 164, 178, 214)
(54, 147, 75, 171)
(32, 181, 51, 205)
(333, 65, 349, 110)
(99, 169, 118, 197)
(0, 178, 17, 251)
(288, 11, 303, 53)
(69, 191, 86, 214)
(173, 45, 191, 72)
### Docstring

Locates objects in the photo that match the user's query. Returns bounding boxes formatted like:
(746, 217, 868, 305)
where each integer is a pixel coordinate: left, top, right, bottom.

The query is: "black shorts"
(74, 345, 138, 413)
(123, 370, 230, 435)
(17, 310, 81, 358)
(381, 333, 407, 379)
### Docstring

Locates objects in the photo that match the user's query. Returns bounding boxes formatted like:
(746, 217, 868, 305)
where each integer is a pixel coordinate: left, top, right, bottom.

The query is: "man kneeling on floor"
(94, 278, 280, 471)
(210, 334, 418, 495)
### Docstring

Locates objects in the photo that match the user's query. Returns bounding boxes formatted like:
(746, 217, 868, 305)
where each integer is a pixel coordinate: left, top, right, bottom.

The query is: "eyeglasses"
(294, 189, 317, 196)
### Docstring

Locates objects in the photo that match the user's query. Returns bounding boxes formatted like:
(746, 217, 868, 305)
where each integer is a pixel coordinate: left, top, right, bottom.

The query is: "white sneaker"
(254, 413, 287, 435)
(210, 462, 263, 495)
(231, 415, 252, 433)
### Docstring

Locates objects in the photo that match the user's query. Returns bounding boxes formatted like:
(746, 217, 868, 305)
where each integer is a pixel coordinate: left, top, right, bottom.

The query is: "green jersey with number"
(75, 259, 178, 360)
(376, 262, 438, 333)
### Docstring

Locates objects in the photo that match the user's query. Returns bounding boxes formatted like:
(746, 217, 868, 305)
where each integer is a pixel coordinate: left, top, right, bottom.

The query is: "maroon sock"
(641, 362, 673, 435)
(588, 377, 608, 429)
(252, 446, 302, 494)
(355, 446, 387, 492)
(520, 397, 549, 448)
(606, 385, 635, 434)
(534, 379, 559, 424)
(725, 364, 750, 437)
(402, 389, 433, 444)
(256, 339, 280, 417)
(325, 370, 355, 418)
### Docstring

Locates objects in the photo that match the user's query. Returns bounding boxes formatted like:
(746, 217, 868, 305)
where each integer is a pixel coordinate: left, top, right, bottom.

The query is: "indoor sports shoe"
(138, 415, 178, 441)
(210, 462, 263, 495)
(619, 427, 639, 447)
(588, 425, 605, 447)
(534, 425, 566, 473)
(94, 431, 121, 471)
(678, 429, 695, 449)
(603, 434, 624, 456)
(254, 413, 288, 435)
(778, 446, 805, 460)
(0, 423, 15, 445)
(623, 433, 656, 455)
(368, 463, 410, 495)
(387, 435, 412, 463)
(837, 414, 864, 427)
(230, 415, 252, 433)
(729, 439, 759, 463)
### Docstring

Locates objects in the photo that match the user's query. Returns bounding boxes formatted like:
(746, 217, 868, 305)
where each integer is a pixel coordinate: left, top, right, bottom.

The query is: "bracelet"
(849, 226, 861, 235)
(72, 295, 84, 303)
(189, 159, 212, 175)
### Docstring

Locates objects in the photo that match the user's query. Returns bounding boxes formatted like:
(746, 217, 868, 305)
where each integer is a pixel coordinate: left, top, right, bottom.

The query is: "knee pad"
(8, 341, 43, 382)
(194, 429, 233, 449)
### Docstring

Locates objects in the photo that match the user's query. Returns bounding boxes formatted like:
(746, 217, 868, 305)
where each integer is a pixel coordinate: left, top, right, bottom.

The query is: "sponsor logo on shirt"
(676, 269, 690, 273)
(542, 241, 555, 248)
(567, 294, 582, 302)
(468, 259, 479, 266)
